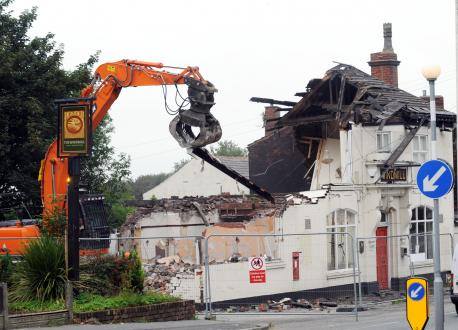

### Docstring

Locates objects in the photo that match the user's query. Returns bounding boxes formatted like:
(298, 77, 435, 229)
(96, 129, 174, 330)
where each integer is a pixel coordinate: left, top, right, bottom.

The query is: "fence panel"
(204, 233, 358, 319)
(356, 233, 455, 307)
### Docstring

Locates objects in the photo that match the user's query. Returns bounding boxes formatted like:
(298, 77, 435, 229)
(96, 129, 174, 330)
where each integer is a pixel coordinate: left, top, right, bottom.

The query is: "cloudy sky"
(11, 0, 456, 178)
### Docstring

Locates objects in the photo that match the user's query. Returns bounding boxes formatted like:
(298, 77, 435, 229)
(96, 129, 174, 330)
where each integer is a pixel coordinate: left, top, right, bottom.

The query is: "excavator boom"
(41, 59, 222, 220)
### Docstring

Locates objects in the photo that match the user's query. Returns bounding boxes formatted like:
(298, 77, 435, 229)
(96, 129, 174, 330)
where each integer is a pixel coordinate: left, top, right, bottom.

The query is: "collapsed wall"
(119, 195, 281, 301)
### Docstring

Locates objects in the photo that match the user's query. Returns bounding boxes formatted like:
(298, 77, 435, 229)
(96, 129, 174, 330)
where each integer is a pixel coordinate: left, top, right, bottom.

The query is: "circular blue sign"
(408, 282, 425, 301)
(416, 159, 454, 199)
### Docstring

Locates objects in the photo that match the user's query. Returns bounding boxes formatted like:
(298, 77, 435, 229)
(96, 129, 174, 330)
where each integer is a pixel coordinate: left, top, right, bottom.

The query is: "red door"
(376, 227, 389, 290)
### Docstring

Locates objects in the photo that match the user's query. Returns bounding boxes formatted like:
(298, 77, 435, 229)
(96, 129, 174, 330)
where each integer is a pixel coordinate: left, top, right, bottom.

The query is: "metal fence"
(204, 232, 358, 318)
(75, 231, 458, 320)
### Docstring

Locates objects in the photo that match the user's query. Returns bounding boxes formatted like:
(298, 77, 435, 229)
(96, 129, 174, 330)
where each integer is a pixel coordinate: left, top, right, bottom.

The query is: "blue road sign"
(408, 282, 426, 301)
(416, 159, 454, 199)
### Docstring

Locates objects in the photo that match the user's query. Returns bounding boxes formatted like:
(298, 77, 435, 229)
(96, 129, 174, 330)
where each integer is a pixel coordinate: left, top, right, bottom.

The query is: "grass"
(9, 292, 179, 314)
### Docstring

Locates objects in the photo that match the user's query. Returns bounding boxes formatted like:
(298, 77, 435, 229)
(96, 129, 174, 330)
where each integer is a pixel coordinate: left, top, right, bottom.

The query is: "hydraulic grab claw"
(169, 77, 222, 148)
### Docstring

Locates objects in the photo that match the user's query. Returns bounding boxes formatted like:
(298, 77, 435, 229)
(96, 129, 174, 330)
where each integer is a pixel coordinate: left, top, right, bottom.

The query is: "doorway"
(376, 226, 389, 290)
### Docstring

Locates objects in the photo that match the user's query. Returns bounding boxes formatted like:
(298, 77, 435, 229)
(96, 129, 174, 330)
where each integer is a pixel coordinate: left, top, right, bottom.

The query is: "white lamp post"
(422, 65, 443, 330)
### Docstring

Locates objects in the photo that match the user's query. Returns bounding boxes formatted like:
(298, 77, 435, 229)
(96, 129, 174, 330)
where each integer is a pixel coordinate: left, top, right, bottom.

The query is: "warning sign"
(249, 257, 266, 283)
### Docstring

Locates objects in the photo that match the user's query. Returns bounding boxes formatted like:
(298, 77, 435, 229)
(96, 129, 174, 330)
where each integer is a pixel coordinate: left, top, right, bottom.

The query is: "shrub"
(10, 236, 66, 302)
(0, 253, 13, 285)
(79, 251, 144, 296)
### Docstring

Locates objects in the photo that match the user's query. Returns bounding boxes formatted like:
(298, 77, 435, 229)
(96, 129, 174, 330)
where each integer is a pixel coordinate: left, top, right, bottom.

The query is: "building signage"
(58, 102, 92, 157)
(406, 277, 429, 330)
(249, 257, 266, 283)
(381, 168, 407, 182)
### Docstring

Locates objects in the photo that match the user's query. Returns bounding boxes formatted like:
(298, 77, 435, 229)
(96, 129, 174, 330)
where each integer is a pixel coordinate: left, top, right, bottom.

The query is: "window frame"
(412, 135, 429, 163)
(376, 131, 391, 153)
(326, 209, 357, 271)
(410, 206, 433, 260)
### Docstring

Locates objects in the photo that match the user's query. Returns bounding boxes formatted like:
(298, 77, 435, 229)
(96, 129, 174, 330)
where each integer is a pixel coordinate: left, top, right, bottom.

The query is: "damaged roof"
(277, 64, 455, 130)
(217, 156, 249, 178)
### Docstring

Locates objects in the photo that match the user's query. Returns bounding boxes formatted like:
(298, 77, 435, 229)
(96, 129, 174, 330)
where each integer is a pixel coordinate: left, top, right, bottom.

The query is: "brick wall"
(264, 106, 280, 136)
(74, 300, 195, 324)
(0, 310, 69, 329)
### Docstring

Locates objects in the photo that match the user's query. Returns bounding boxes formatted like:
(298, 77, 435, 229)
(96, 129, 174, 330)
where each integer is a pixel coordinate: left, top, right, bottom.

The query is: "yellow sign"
(406, 277, 429, 330)
(58, 103, 91, 157)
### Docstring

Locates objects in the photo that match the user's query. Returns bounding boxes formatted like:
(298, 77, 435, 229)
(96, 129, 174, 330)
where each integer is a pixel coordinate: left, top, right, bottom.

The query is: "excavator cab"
(169, 77, 222, 148)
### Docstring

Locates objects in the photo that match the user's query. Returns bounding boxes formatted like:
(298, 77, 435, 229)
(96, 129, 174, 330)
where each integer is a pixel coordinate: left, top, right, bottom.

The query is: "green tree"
(210, 140, 248, 157)
(173, 158, 190, 172)
(0, 0, 97, 216)
(130, 173, 170, 200)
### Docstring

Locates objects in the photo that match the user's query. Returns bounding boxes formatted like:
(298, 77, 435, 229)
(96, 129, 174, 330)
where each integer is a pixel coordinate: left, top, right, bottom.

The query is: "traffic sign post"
(416, 71, 455, 330)
(406, 277, 429, 330)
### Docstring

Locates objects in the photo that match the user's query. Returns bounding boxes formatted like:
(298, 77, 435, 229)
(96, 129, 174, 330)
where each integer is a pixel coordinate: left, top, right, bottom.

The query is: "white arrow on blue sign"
(416, 159, 454, 199)
(408, 282, 426, 301)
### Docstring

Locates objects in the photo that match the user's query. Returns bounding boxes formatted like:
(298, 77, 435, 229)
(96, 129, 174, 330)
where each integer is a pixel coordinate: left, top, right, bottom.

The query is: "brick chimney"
(368, 23, 400, 87)
(263, 106, 280, 136)
(421, 90, 445, 109)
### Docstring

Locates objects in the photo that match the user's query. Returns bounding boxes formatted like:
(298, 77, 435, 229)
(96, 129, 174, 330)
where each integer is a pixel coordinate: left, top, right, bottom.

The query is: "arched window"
(326, 209, 356, 270)
(410, 206, 433, 259)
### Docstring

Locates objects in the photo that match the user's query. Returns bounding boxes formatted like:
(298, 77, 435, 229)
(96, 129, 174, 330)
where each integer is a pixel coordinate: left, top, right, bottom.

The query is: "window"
(410, 206, 433, 259)
(326, 209, 356, 270)
(412, 135, 428, 163)
(377, 131, 391, 152)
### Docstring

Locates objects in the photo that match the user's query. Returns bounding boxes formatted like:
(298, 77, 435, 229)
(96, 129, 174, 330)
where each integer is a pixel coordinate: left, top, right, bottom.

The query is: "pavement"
(26, 320, 270, 330)
(214, 298, 458, 329)
(25, 298, 458, 330)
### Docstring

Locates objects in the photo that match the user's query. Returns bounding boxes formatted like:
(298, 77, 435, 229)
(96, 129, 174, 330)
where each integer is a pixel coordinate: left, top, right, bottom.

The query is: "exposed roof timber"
(383, 117, 426, 169)
(275, 64, 455, 129)
(377, 101, 405, 130)
(250, 97, 296, 107)
(270, 114, 335, 129)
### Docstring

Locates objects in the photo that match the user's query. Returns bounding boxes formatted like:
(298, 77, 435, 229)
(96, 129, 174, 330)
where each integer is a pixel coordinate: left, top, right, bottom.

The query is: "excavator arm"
(41, 59, 222, 217)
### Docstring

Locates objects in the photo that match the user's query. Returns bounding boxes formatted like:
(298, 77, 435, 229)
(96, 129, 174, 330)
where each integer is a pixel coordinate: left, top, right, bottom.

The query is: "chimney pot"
(368, 23, 400, 87)
(383, 23, 393, 52)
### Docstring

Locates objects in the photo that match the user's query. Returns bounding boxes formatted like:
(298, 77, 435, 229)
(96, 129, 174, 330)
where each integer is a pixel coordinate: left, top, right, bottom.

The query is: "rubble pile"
(218, 297, 345, 313)
(142, 255, 199, 294)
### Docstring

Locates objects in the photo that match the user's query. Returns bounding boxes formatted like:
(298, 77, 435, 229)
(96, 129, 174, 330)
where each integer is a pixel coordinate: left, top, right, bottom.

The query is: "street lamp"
(422, 65, 443, 330)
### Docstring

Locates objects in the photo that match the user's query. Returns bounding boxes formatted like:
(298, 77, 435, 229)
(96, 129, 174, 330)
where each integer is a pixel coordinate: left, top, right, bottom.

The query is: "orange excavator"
(0, 60, 222, 255)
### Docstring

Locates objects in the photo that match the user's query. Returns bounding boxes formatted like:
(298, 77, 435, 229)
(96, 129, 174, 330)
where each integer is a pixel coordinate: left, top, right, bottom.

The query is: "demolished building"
(121, 23, 456, 305)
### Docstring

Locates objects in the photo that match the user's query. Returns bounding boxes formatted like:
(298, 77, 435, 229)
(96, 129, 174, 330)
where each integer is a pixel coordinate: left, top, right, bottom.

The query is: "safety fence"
(80, 233, 360, 320)
(355, 232, 454, 307)
(2, 231, 454, 322)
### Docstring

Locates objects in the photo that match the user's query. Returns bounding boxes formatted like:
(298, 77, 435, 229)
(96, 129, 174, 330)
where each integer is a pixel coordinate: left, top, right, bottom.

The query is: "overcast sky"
(11, 0, 457, 178)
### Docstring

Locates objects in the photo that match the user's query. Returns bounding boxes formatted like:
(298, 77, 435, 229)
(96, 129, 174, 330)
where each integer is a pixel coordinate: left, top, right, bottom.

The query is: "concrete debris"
(157, 255, 181, 266)
(142, 257, 199, 294)
(218, 298, 338, 313)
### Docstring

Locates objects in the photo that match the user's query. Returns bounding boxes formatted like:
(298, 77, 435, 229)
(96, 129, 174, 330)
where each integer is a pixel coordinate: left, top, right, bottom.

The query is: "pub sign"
(381, 168, 407, 182)
(57, 100, 92, 157)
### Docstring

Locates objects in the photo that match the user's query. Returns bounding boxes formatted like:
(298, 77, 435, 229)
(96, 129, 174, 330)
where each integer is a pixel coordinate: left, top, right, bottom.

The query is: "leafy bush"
(0, 253, 13, 285)
(79, 250, 144, 296)
(74, 292, 178, 313)
(9, 292, 178, 314)
(10, 236, 66, 302)
(41, 206, 67, 238)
